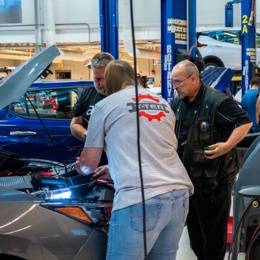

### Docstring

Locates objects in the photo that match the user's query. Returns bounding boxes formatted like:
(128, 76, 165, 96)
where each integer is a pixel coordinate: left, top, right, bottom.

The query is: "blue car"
(0, 78, 94, 163)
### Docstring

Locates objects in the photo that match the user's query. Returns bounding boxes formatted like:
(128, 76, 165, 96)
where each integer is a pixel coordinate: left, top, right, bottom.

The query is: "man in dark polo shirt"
(70, 52, 114, 168)
(171, 60, 252, 260)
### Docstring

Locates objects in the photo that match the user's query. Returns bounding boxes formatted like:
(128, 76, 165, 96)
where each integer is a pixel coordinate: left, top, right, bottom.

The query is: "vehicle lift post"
(99, 0, 119, 59)
(225, 0, 241, 27)
(225, 0, 257, 97)
(160, 0, 196, 105)
(240, 0, 257, 97)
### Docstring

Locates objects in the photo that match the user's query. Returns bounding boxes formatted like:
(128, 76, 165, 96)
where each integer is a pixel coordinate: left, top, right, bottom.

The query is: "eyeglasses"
(171, 74, 192, 87)
(91, 58, 111, 67)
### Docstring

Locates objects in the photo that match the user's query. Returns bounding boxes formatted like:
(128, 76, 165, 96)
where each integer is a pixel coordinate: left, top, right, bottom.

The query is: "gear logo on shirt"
(127, 93, 169, 121)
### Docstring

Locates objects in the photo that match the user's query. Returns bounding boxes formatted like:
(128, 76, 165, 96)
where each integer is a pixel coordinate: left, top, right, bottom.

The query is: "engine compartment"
(0, 150, 114, 203)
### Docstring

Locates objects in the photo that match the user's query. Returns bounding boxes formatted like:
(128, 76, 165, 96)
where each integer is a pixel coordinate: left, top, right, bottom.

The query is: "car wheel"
(204, 61, 223, 69)
(203, 57, 224, 69)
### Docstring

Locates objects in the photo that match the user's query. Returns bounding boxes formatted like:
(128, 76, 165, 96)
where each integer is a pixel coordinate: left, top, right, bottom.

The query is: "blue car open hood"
(201, 67, 234, 91)
(0, 44, 60, 110)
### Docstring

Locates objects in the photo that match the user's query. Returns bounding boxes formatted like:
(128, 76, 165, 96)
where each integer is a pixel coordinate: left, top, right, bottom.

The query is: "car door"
(0, 86, 83, 163)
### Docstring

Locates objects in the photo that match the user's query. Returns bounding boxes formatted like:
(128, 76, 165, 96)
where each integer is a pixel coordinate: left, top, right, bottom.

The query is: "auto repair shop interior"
(0, 0, 260, 260)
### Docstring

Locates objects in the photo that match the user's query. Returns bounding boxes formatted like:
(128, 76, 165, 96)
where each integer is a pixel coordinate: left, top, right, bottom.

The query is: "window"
(0, 0, 22, 23)
(202, 30, 241, 45)
(10, 88, 78, 119)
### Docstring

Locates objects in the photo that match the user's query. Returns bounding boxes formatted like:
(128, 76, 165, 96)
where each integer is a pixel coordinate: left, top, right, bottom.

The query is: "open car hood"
(0, 44, 60, 110)
(201, 67, 234, 91)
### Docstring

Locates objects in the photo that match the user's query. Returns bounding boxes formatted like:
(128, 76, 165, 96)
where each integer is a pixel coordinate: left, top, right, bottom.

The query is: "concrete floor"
(176, 227, 230, 260)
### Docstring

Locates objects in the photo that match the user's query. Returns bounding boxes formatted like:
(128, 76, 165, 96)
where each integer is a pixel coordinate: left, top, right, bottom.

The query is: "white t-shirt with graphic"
(85, 87, 194, 211)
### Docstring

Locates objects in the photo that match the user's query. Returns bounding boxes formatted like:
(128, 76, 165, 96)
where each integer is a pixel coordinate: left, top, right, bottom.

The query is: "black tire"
(204, 61, 222, 69)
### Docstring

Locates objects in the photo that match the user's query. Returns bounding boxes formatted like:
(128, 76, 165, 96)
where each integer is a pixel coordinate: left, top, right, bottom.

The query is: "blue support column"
(160, 0, 196, 104)
(188, 0, 197, 50)
(225, 0, 241, 27)
(241, 0, 256, 97)
(99, 0, 119, 59)
(225, 4, 234, 27)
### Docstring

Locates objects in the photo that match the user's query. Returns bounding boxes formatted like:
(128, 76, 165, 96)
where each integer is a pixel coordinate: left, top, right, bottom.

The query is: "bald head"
(173, 60, 200, 77)
(171, 60, 201, 102)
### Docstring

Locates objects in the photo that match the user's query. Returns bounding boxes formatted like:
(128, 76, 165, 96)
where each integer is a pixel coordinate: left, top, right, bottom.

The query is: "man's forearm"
(225, 122, 252, 149)
(71, 124, 87, 142)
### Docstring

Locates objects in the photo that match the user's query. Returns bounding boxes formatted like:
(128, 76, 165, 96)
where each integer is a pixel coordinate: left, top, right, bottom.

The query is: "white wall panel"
(197, 0, 241, 27)
(0, 0, 259, 44)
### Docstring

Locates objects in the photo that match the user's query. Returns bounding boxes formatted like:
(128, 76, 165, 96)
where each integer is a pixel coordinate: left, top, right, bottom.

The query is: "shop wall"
(12, 0, 259, 45)
(0, 0, 259, 84)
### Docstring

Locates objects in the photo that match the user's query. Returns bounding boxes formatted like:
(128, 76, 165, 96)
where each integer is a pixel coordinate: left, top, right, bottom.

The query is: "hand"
(93, 165, 111, 180)
(74, 159, 81, 173)
(204, 143, 228, 159)
(74, 157, 92, 176)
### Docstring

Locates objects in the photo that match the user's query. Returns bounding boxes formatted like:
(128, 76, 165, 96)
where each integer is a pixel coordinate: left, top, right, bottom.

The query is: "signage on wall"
(167, 18, 187, 45)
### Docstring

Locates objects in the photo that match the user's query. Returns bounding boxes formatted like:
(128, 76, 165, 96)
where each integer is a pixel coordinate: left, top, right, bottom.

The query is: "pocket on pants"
(130, 203, 162, 232)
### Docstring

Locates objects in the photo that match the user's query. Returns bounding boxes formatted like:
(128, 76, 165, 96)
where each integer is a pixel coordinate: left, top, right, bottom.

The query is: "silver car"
(0, 45, 113, 260)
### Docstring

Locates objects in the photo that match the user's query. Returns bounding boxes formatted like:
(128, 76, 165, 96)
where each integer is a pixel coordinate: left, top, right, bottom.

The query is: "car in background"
(197, 27, 260, 69)
(234, 88, 242, 104)
(0, 79, 94, 163)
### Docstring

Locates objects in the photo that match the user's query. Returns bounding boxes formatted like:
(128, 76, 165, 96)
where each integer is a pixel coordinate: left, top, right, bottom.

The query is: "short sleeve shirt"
(73, 86, 106, 129)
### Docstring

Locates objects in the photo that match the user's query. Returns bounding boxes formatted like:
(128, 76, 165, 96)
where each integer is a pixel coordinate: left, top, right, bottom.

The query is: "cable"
(189, 45, 205, 73)
(246, 224, 260, 260)
(248, 0, 256, 26)
(25, 93, 64, 164)
(129, 0, 148, 258)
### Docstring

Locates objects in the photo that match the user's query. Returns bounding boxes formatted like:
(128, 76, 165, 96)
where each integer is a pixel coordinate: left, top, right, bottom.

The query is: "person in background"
(75, 60, 194, 260)
(256, 88, 260, 126)
(137, 73, 149, 88)
(70, 52, 114, 172)
(241, 76, 260, 133)
(171, 60, 252, 260)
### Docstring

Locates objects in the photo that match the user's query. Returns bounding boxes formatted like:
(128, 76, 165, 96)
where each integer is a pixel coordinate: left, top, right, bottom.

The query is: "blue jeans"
(106, 189, 189, 260)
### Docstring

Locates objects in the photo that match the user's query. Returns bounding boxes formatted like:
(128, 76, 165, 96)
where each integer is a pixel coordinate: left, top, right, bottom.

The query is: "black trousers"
(186, 182, 232, 260)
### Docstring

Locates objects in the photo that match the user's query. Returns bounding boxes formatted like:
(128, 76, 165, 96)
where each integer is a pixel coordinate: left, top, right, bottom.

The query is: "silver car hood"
(0, 186, 43, 202)
(0, 44, 60, 110)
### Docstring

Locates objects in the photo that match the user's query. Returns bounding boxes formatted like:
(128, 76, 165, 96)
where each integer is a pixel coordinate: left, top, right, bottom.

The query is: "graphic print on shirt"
(127, 93, 169, 121)
(85, 105, 95, 116)
(83, 105, 95, 128)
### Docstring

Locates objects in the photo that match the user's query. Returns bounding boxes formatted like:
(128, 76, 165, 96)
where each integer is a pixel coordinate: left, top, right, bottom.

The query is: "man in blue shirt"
(242, 76, 260, 133)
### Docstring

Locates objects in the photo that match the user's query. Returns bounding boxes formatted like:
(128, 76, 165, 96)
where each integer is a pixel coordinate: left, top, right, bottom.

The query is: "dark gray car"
(0, 45, 113, 260)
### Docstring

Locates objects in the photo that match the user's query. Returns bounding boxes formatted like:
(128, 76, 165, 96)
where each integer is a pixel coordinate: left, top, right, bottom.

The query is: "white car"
(197, 27, 260, 70)
(234, 88, 242, 104)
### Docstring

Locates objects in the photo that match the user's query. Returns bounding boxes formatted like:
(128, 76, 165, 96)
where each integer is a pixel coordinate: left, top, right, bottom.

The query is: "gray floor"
(176, 227, 230, 260)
